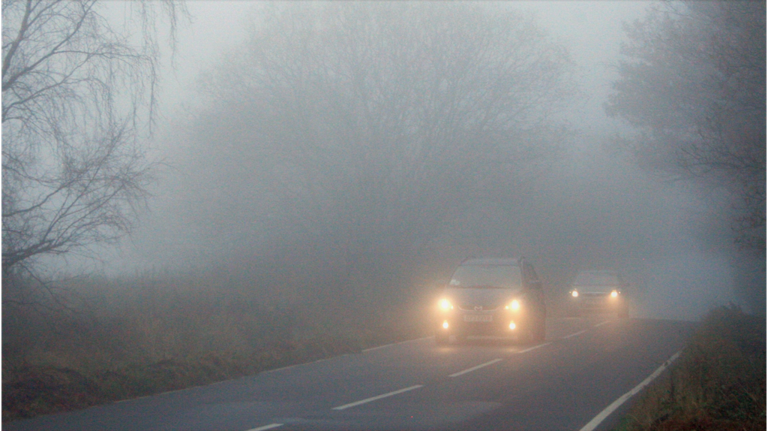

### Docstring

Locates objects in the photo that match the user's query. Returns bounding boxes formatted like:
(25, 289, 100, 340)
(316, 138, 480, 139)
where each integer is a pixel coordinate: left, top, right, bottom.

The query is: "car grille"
(580, 293, 609, 308)
(457, 303, 502, 311)
(581, 293, 608, 298)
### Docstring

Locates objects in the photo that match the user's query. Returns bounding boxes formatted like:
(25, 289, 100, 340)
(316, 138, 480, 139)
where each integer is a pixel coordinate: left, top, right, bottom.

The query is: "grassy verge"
(616, 305, 766, 431)
(3, 331, 418, 421)
(2, 272, 431, 421)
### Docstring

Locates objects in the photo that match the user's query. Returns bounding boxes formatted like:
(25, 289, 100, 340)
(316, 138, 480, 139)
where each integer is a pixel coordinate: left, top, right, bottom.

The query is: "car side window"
(523, 263, 540, 288)
(528, 265, 540, 283)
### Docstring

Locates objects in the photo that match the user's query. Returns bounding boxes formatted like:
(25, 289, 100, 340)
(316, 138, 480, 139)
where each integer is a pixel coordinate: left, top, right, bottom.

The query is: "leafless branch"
(2, 0, 189, 304)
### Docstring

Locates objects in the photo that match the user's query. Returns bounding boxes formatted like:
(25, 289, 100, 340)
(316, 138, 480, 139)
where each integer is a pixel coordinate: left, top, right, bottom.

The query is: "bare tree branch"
(606, 0, 765, 251)
(183, 3, 575, 290)
(2, 0, 188, 304)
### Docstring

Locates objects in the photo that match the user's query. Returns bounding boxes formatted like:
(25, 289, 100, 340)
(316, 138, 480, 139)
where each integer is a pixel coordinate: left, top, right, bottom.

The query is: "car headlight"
(439, 299, 453, 311)
(505, 299, 521, 311)
(610, 290, 619, 298)
(571, 290, 579, 298)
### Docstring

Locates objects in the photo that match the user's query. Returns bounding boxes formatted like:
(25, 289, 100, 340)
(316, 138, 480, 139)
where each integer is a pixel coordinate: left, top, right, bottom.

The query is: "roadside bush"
(618, 305, 766, 431)
(2, 270, 430, 421)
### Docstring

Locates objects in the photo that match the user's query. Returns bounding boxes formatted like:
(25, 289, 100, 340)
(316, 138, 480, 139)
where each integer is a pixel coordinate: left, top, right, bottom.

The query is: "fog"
(85, 1, 759, 320)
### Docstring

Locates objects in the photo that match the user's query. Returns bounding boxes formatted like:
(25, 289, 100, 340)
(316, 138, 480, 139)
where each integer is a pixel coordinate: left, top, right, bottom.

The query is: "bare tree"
(2, 0, 187, 296)
(605, 1, 766, 251)
(183, 3, 575, 295)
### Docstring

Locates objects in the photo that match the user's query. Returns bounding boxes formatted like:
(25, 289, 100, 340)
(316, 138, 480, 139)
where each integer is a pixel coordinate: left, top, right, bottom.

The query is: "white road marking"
(518, 342, 552, 354)
(363, 343, 396, 352)
(332, 385, 424, 410)
(363, 336, 431, 352)
(563, 329, 588, 339)
(246, 423, 283, 431)
(401, 336, 432, 344)
(449, 358, 503, 377)
(579, 351, 682, 431)
(313, 355, 347, 364)
(266, 353, 347, 373)
(594, 320, 611, 327)
(265, 364, 299, 373)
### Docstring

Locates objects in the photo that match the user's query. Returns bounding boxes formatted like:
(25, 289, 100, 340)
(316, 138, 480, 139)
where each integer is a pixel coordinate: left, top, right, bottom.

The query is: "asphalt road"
(5, 316, 695, 431)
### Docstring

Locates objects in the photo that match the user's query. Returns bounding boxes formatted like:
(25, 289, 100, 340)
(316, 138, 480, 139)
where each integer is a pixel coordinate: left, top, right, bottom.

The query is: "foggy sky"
(87, 1, 745, 320)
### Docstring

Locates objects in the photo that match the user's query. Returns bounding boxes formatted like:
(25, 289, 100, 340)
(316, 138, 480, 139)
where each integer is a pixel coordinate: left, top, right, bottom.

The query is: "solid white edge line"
(246, 423, 283, 431)
(578, 351, 682, 431)
(594, 320, 610, 327)
(400, 336, 432, 344)
(265, 364, 298, 373)
(332, 385, 424, 410)
(274, 336, 432, 369)
(363, 343, 395, 352)
(363, 336, 432, 352)
(563, 329, 588, 339)
(518, 342, 552, 354)
(449, 358, 503, 377)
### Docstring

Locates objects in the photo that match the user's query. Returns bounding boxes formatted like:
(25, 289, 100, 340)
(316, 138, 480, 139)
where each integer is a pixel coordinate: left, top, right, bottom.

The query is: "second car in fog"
(568, 270, 630, 318)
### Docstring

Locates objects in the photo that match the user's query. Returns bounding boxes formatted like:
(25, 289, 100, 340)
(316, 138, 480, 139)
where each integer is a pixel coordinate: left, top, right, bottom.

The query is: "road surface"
(5, 316, 695, 431)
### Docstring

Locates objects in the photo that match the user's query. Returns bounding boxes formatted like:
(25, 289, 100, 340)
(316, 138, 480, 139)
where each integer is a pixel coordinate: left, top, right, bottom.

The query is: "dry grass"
(2, 270, 431, 421)
(617, 305, 766, 431)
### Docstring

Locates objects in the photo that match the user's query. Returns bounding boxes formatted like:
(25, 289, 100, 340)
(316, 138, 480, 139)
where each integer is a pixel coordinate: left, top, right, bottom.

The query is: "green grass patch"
(616, 305, 766, 431)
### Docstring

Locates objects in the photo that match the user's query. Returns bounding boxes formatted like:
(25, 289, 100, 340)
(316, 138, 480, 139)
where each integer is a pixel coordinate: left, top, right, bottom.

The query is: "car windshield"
(449, 264, 522, 289)
(573, 272, 619, 291)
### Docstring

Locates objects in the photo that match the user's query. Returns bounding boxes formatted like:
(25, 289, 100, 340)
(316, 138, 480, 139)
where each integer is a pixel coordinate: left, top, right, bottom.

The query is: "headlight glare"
(611, 290, 619, 298)
(571, 290, 579, 298)
(439, 299, 453, 311)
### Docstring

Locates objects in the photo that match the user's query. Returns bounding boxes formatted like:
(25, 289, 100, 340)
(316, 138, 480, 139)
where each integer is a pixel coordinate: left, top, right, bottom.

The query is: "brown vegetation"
(2, 271, 430, 421)
(617, 305, 766, 431)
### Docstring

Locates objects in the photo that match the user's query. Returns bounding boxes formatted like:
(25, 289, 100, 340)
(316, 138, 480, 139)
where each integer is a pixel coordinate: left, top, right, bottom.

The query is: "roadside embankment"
(2, 273, 430, 421)
(617, 305, 766, 431)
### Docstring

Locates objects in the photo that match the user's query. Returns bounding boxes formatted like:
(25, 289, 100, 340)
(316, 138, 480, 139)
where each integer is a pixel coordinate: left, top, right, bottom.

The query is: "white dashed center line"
(449, 358, 503, 377)
(362, 336, 432, 352)
(246, 423, 283, 431)
(518, 342, 552, 354)
(362, 343, 395, 352)
(332, 385, 424, 410)
(563, 329, 588, 339)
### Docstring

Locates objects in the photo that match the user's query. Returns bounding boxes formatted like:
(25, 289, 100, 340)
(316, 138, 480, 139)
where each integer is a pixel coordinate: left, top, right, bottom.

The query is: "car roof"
(461, 258, 519, 266)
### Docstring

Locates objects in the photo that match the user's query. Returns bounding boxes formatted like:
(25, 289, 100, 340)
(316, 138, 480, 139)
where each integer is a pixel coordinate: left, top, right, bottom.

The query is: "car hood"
(572, 285, 618, 294)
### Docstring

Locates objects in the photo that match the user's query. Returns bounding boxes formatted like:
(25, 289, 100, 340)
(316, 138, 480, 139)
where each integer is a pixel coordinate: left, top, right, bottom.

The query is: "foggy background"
(77, 1, 760, 321)
(3, 2, 763, 423)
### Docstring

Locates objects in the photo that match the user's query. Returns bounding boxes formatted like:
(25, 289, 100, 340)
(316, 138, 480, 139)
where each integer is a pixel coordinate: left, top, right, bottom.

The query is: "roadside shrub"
(2, 271, 430, 421)
(619, 305, 766, 431)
